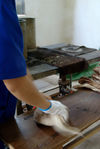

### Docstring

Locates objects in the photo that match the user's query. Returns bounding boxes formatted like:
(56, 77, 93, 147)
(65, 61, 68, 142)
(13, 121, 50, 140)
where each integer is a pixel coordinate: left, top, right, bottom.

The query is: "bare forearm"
(27, 69, 33, 81)
(3, 75, 50, 109)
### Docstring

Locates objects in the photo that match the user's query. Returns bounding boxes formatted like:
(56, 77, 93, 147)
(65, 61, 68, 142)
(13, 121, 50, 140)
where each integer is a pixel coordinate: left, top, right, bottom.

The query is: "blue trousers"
(0, 80, 17, 123)
(0, 140, 5, 149)
(0, 80, 17, 148)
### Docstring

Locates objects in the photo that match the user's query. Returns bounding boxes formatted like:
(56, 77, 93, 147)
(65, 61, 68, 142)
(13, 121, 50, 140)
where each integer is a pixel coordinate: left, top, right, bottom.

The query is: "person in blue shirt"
(0, 0, 68, 148)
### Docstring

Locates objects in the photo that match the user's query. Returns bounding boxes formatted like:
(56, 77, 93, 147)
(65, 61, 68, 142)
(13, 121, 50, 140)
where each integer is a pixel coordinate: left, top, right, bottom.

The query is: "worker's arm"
(26, 69, 52, 100)
(3, 70, 68, 121)
(3, 75, 50, 110)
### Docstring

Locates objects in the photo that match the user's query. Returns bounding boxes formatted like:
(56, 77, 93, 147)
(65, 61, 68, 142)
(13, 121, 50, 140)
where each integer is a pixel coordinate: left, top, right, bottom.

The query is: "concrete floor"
(74, 130, 100, 149)
(34, 75, 100, 149)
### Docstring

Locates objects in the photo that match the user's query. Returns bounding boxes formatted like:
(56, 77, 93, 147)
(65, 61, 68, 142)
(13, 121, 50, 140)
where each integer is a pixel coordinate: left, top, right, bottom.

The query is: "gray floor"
(74, 131, 100, 149)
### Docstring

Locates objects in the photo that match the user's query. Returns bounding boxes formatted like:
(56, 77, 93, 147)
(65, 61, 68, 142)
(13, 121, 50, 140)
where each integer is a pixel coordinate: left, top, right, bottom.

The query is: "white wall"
(25, 0, 100, 49)
(64, 0, 76, 44)
(73, 0, 100, 49)
(25, 0, 67, 46)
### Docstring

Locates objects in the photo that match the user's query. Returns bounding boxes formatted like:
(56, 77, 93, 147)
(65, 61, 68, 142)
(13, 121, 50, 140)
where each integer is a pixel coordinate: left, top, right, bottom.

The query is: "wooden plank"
(42, 43, 97, 56)
(0, 89, 100, 149)
(29, 64, 57, 80)
(78, 50, 100, 63)
(31, 49, 88, 74)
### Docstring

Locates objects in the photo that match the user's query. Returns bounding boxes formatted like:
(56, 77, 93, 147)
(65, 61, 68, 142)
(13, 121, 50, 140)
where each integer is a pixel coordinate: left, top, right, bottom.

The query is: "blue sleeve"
(0, 0, 27, 80)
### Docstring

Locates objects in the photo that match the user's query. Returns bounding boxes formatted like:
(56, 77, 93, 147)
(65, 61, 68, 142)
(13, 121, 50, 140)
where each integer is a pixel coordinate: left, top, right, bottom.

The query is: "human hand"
(39, 100, 69, 121)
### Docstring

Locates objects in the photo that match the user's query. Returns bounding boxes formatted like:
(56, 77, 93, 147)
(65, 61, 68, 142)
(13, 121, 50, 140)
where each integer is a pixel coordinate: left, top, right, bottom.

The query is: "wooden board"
(29, 64, 57, 80)
(41, 43, 97, 56)
(0, 89, 100, 149)
(78, 50, 100, 63)
(30, 49, 88, 74)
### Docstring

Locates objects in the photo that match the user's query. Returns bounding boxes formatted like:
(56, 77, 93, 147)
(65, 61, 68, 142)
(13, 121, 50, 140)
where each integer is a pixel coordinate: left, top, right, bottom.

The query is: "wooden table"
(0, 89, 100, 149)
(28, 44, 100, 79)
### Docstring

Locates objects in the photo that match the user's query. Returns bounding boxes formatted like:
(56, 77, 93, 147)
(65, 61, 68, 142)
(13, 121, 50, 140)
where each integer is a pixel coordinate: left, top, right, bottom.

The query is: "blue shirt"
(0, 0, 26, 80)
(0, 0, 27, 123)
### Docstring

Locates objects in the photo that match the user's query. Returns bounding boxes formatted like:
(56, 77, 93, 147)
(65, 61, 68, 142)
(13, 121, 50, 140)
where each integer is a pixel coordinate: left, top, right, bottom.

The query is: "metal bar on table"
(63, 120, 100, 149)
(69, 74, 72, 89)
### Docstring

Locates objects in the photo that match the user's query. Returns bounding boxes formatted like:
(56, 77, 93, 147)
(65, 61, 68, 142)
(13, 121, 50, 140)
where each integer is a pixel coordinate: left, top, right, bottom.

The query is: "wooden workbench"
(0, 89, 100, 149)
(28, 44, 100, 79)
